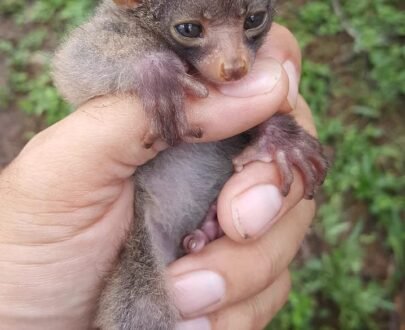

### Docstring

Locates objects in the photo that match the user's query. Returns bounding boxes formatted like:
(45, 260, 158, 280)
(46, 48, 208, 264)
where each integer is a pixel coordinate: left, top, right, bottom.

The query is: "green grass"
(0, 0, 94, 123)
(269, 1, 404, 329)
(1, 1, 404, 329)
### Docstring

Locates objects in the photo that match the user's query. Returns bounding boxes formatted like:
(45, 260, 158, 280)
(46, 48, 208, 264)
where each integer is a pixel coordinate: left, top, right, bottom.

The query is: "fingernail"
(176, 318, 211, 330)
(282, 60, 299, 109)
(231, 185, 283, 239)
(218, 59, 282, 97)
(173, 271, 225, 317)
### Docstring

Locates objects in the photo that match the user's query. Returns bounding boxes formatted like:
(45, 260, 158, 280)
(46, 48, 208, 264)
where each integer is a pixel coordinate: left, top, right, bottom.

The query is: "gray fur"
(95, 139, 244, 329)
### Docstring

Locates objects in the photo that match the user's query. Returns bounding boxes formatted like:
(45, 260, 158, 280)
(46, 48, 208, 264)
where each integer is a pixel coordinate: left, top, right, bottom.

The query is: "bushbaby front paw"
(137, 56, 208, 146)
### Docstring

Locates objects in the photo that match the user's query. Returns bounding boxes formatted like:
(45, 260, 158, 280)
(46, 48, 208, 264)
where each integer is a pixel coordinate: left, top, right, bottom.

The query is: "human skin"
(0, 24, 316, 329)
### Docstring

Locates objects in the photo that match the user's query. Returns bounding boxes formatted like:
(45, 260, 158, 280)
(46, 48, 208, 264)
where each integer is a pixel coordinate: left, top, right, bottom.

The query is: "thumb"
(217, 97, 316, 242)
(5, 96, 159, 201)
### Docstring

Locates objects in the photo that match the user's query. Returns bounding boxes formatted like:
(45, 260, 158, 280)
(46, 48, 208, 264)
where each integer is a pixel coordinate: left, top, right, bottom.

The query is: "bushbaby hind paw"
(276, 145, 328, 199)
(233, 143, 274, 172)
(233, 114, 328, 199)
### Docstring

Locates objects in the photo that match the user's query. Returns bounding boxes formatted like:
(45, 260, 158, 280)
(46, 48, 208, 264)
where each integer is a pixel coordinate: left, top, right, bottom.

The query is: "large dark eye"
(244, 12, 267, 30)
(175, 23, 203, 38)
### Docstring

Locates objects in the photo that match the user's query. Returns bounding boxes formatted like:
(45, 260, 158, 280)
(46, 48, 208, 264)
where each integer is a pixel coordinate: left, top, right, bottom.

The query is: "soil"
(0, 17, 29, 170)
(0, 108, 40, 170)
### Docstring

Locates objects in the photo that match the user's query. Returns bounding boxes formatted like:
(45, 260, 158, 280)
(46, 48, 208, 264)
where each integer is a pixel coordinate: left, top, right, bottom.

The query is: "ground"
(0, 109, 32, 169)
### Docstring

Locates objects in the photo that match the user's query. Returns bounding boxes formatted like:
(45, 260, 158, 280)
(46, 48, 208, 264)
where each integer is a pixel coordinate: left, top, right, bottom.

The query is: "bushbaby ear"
(113, 0, 142, 8)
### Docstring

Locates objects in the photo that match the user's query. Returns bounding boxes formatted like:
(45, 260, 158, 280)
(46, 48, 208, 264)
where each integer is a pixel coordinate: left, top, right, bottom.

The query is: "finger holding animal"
(169, 199, 314, 320)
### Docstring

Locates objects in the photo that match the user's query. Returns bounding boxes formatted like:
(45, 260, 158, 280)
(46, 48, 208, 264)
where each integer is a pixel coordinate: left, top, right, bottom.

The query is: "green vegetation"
(1, 0, 404, 329)
(0, 0, 94, 123)
(270, 1, 404, 329)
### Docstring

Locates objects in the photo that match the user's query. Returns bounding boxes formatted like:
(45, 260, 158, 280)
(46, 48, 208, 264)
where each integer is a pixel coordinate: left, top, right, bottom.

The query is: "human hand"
(0, 24, 313, 329)
(172, 96, 316, 329)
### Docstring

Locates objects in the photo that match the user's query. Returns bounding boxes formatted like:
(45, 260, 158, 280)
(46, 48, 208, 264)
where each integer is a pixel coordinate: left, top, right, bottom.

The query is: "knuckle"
(248, 294, 271, 330)
(305, 200, 316, 221)
(246, 300, 260, 330)
(285, 271, 292, 294)
(272, 272, 293, 315)
(281, 25, 301, 60)
(252, 240, 280, 285)
(210, 311, 223, 330)
(274, 23, 300, 52)
(277, 24, 294, 41)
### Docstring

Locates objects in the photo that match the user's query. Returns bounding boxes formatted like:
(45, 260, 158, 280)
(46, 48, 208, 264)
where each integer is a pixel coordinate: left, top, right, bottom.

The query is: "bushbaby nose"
(221, 59, 249, 81)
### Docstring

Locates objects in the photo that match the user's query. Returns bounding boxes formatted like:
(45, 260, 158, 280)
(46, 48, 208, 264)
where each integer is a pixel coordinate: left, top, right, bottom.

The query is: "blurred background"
(0, 0, 403, 329)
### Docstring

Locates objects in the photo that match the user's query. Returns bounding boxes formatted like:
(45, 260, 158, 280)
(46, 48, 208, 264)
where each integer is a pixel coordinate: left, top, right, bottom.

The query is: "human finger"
(168, 199, 314, 319)
(176, 271, 291, 330)
(217, 94, 319, 242)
